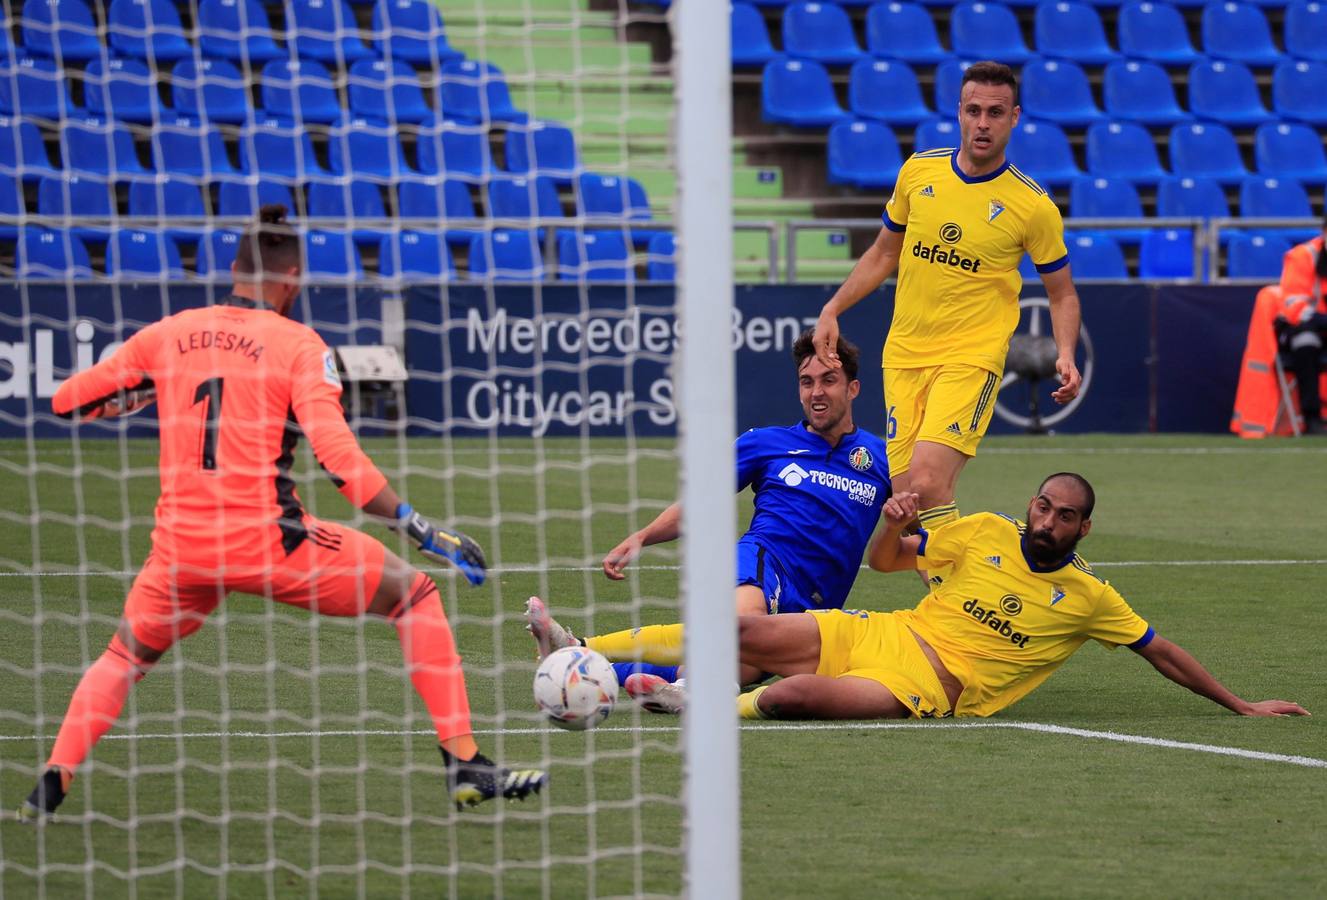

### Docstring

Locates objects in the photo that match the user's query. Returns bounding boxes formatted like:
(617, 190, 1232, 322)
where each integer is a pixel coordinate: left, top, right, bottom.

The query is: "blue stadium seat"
(913, 117, 959, 152)
(486, 175, 562, 238)
(827, 119, 903, 188)
(108, 229, 186, 279)
(504, 121, 580, 184)
(18, 228, 93, 277)
(575, 172, 663, 245)
(287, 0, 373, 62)
(371, 0, 464, 64)
(1067, 176, 1148, 243)
(22, 0, 102, 61)
(152, 117, 239, 179)
(1085, 121, 1168, 183)
(1254, 121, 1327, 184)
(379, 230, 455, 280)
(37, 174, 115, 239)
(347, 57, 433, 123)
(557, 231, 634, 282)
(107, 0, 192, 61)
(1201, 1, 1281, 67)
(1116, 2, 1201, 66)
(645, 232, 675, 282)
(1156, 175, 1229, 223)
(307, 181, 389, 246)
(261, 59, 342, 124)
(195, 229, 240, 278)
(1285, 1, 1327, 62)
(849, 59, 931, 125)
(305, 230, 365, 280)
(239, 116, 330, 182)
(950, 3, 1032, 65)
(781, 2, 865, 65)
(761, 57, 849, 126)
(1065, 232, 1129, 278)
(1102, 61, 1190, 126)
(197, 0, 283, 62)
(468, 229, 545, 282)
(0, 115, 58, 180)
(1007, 119, 1081, 187)
(1272, 60, 1327, 124)
(1188, 60, 1273, 127)
(1034, 1, 1119, 64)
(0, 55, 75, 120)
(328, 117, 417, 181)
(1226, 233, 1290, 278)
(85, 56, 157, 123)
(732, 3, 776, 68)
(439, 59, 528, 124)
(1169, 122, 1248, 183)
(1239, 175, 1313, 219)
(217, 179, 295, 217)
(1139, 228, 1195, 278)
(415, 117, 494, 182)
(933, 59, 973, 115)
(398, 178, 482, 245)
(0, 176, 21, 239)
(61, 116, 148, 178)
(1020, 57, 1104, 126)
(865, 2, 947, 64)
(128, 176, 208, 222)
(171, 58, 251, 125)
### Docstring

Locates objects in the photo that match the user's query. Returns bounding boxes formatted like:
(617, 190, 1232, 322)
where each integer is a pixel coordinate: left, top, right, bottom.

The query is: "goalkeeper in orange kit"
(19, 206, 545, 821)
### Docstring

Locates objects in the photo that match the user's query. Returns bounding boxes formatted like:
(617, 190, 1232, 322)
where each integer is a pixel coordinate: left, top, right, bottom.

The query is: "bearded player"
(18, 206, 545, 822)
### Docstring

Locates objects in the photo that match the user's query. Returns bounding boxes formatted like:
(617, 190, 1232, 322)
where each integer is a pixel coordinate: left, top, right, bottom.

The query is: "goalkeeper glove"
(81, 382, 157, 421)
(396, 503, 487, 586)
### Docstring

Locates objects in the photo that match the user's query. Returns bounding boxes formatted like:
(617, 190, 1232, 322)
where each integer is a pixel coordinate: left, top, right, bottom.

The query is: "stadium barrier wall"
(0, 282, 1257, 438)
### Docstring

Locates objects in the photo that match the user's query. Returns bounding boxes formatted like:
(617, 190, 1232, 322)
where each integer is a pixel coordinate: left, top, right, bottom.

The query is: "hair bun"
(258, 203, 288, 226)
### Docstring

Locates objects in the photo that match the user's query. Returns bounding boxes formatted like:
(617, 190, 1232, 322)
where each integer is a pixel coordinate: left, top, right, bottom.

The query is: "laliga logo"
(0, 320, 121, 400)
(778, 462, 810, 486)
(994, 296, 1095, 432)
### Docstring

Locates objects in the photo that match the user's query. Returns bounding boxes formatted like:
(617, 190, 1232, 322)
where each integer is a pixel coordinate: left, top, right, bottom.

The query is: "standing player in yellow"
(812, 61, 1083, 551)
(731, 473, 1308, 721)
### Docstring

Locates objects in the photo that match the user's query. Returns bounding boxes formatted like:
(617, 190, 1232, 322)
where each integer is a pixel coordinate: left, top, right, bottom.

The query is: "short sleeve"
(917, 514, 987, 567)
(736, 429, 763, 492)
(882, 157, 912, 233)
(1024, 193, 1069, 273)
(1086, 581, 1152, 650)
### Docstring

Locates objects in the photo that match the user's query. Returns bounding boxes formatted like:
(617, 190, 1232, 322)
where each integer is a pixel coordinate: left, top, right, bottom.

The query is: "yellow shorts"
(810, 609, 953, 718)
(883, 364, 1000, 477)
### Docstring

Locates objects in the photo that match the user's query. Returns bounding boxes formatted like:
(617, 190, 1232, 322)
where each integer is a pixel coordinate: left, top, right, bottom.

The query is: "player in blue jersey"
(525, 329, 892, 712)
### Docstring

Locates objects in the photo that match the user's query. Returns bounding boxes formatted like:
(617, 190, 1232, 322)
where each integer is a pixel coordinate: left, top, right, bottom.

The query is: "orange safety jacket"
(1230, 235, 1327, 437)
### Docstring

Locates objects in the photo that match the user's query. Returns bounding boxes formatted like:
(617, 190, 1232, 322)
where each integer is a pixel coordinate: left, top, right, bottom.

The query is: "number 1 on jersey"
(192, 377, 225, 470)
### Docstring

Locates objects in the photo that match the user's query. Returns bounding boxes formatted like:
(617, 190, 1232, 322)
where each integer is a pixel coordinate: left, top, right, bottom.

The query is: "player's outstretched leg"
(524, 596, 580, 659)
(18, 629, 159, 824)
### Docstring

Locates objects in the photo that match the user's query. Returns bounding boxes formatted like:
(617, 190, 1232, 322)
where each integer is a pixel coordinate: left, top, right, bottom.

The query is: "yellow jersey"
(882, 148, 1068, 375)
(895, 512, 1152, 718)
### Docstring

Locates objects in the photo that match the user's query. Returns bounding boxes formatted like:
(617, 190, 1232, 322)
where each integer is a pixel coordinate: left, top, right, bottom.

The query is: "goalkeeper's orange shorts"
(122, 517, 387, 652)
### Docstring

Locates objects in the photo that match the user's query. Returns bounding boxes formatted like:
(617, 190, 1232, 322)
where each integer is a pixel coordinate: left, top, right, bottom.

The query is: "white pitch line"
(1, 720, 1321, 770)
(2, 559, 1324, 579)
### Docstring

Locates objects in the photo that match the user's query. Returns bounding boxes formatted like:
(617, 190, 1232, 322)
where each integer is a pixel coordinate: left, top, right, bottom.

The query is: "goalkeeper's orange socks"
(46, 633, 154, 773)
(586, 623, 685, 667)
(392, 572, 477, 760)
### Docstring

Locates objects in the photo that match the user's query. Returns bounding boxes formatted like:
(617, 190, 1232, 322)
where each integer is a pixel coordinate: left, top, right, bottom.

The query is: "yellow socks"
(737, 685, 771, 720)
(586, 623, 685, 666)
(917, 502, 960, 530)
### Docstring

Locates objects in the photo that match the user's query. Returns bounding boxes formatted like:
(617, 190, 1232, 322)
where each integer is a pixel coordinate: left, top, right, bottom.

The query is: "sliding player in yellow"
(812, 61, 1083, 576)
(735, 473, 1307, 720)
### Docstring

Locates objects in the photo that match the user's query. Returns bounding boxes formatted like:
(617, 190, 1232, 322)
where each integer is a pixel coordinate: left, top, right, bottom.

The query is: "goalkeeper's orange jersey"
(51, 297, 387, 561)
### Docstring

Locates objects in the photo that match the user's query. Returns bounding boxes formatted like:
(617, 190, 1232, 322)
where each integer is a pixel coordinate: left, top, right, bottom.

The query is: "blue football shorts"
(735, 539, 821, 615)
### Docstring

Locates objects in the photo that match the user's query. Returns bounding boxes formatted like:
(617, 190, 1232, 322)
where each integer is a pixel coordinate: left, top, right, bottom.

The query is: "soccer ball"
(533, 646, 618, 731)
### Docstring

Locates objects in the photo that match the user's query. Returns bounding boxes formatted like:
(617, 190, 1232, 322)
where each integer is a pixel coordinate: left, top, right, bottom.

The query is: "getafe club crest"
(988, 199, 1005, 223)
(848, 446, 873, 472)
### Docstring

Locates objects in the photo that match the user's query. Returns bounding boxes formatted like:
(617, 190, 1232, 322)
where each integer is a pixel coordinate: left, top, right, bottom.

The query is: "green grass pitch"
(1, 433, 1325, 898)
